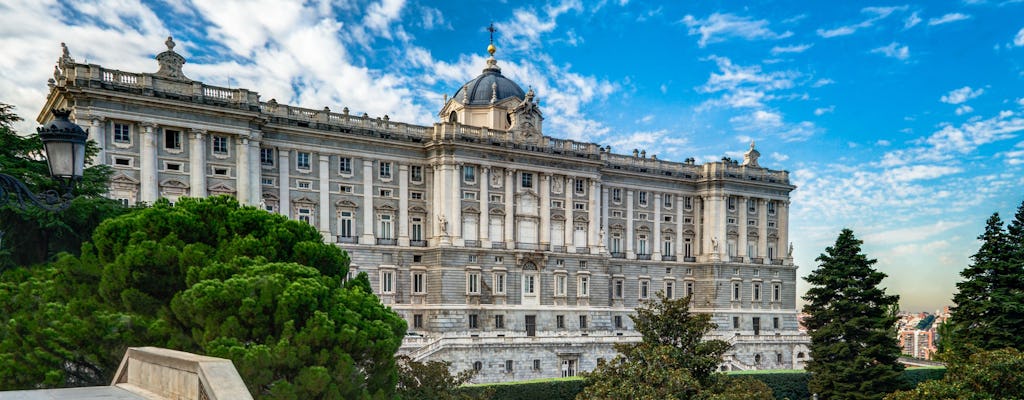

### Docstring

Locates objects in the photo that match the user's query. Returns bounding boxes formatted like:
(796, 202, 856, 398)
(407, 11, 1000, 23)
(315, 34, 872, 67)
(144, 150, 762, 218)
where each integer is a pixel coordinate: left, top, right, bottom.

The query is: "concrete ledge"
(111, 347, 253, 400)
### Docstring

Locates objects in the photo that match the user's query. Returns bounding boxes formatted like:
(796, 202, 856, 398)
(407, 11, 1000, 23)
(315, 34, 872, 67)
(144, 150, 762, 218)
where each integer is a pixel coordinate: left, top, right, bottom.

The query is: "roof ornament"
(154, 36, 190, 82)
(742, 140, 760, 167)
(483, 23, 500, 73)
(58, 42, 75, 68)
(491, 82, 498, 104)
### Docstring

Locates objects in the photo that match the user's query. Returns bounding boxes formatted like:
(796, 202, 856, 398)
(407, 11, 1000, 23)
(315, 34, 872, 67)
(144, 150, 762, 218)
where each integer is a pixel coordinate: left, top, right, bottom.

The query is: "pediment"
(159, 179, 188, 188)
(551, 214, 566, 221)
(111, 173, 139, 184)
(489, 208, 505, 215)
(335, 199, 358, 208)
(208, 182, 235, 193)
(294, 195, 316, 205)
(573, 215, 589, 223)
(262, 192, 279, 201)
(409, 206, 428, 213)
(375, 202, 397, 211)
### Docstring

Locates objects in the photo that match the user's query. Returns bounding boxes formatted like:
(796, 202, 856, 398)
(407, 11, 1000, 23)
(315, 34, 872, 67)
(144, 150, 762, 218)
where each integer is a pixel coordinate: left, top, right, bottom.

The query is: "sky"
(1, 0, 1023, 312)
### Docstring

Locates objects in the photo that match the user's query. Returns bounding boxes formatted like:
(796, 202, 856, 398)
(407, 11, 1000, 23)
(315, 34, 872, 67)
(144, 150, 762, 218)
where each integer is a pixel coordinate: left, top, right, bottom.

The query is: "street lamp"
(0, 108, 87, 211)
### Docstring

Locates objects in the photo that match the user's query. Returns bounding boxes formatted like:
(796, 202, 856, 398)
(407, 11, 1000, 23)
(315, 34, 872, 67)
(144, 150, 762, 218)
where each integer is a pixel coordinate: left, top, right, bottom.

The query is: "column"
(139, 123, 158, 203)
(588, 179, 599, 252)
(398, 164, 410, 246)
(278, 150, 290, 217)
(779, 200, 790, 262)
(601, 186, 610, 250)
(189, 129, 206, 198)
(360, 159, 375, 245)
(248, 131, 262, 205)
(564, 177, 574, 251)
(694, 196, 703, 255)
(318, 154, 331, 238)
(626, 189, 635, 258)
(480, 167, 490, 247)
(235, 137, 250, 205)
(88, 117, 105, 167)
(504, 169, 514, 248)
(539, 173, 550, 247)
(451, 164, 462, 242)
(432, 164, 443, 240)
(675, 195, 684, 256)
(653, 192, 662, 259)
(758, 198, 768, 264)
(738, 196, 748, 260)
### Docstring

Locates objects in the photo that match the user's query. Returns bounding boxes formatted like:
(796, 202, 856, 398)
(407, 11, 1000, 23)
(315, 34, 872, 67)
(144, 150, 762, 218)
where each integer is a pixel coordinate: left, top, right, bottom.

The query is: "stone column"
(139, 123, 158, 203)
(653, 192, 663, 259)
(360, 159, 375, 245)
(540, 173, 550, 246)
(451, 164, 462, 243)
(504, 168, 514, 249)
(480, 167, 490, 247)
(626, 189, 635, 259)
(676, 195, 684, 256)
(235, 137, 250, 205)
(588, 179, 599, 252)
(779, 200, 790, 263)
(694, 196, 703, 254)
(738, 196, 748, 260)
(601, 186, 610, 250)
(278, 150, 290, 217)
(189, 129, 207, 198)
(318, 154, 331, 238)
(88, 117, 105, 167)
(399, 164, 410, 246)
(248, 132, 262, 205)
(564, 177, 574, 251)
(432, 164, 443, 240)
(758, 198, 768, 264)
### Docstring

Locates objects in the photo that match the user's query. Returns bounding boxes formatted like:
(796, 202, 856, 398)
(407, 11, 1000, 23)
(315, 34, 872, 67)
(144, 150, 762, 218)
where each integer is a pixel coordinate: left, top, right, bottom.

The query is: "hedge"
(457, 368, 946, 400)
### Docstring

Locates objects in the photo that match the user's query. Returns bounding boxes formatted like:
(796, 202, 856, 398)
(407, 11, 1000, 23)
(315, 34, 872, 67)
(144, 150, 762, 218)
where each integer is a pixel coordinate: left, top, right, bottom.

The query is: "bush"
(458, 377, 587, 400)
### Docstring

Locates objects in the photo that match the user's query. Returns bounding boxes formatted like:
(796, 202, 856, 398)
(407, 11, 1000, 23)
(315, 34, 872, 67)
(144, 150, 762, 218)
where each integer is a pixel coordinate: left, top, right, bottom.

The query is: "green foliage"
(0, 196, 405, 399)
(459, 378, 587, 400)
(886, 349, 1020, 400)
(396, 356, 490, 400)
(0, 102, 128, 269)
(577, 292, 772, 400)
(741, 371, 811, 400)
(802, 229, 905, 400)
(944, 204, 1024, 356)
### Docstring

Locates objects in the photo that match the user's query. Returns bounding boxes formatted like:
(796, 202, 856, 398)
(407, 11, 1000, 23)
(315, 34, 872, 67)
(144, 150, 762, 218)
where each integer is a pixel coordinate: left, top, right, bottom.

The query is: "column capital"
(399, 163, 409, 171)
(541, 173, 550, 181)
(248, 129, 263, 142)
(140, 122, 157, 131)
(190, 128, 207, 138)
(505, 168, 515, 176)
(482, 165, 491, 173)
(81, 115, 105, 124)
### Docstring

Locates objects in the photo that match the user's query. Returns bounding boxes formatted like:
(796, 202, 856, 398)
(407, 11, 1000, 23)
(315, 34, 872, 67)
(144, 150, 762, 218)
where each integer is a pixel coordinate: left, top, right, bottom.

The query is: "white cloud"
(817, 6, 907, 38)
(928, 13, 970, 26)
(637, 114, 654, 123)
(730, 109, 784, 130)
(814, 106, 835, 116)
(904, 11, 922, 29)
(494, 0, 582, 52)
(812, 78, 835, 87)
(941, 86, 984, 104)
(770, 43, 812, 55)
(876, 139, 892, 146)
(604, 129, 689, 155)
(871, 42, 910, 60)
(680, 13, 792, 47)
(772, 152, 790, 161)
(863, 220, 968, 245)
(956, 105, 974, 115)
(1015, 27, 1024, 46)
(699, 56, 796, 93)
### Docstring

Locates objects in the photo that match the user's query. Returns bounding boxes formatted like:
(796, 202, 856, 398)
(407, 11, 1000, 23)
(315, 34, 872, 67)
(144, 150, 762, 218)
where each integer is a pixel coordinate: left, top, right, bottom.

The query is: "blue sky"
(2, 0, 1023, 311)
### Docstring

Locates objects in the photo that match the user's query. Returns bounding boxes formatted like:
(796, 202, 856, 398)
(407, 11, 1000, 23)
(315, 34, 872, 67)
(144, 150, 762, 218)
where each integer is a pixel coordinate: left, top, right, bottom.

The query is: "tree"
(802, 229, 904, 400)
(395, 356, 489, 400)
(0, 102, 127, 270)
(944, 208, 1024, 356)
(0, 196, 406, 399)
(577, 292, 773, 400)
(885, 348, 1024, 400)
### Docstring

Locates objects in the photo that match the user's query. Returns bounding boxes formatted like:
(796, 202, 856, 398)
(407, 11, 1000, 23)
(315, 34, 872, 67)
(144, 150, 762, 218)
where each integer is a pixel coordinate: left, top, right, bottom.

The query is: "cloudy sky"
(2, 0, 1023, 311)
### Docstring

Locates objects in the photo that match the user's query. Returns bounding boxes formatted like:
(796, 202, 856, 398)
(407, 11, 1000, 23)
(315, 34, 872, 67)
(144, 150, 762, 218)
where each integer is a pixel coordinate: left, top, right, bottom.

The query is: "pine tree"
(802, 229, 904, 400)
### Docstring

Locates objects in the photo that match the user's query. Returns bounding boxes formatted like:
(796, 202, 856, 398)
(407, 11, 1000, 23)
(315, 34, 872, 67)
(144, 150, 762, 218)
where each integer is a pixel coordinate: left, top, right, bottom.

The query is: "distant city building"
(38, 36, 809, 382)
(895, 307, 949, 360)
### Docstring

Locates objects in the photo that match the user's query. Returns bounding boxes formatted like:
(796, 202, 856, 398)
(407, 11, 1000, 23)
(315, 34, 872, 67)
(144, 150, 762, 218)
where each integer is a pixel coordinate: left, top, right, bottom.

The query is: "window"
(613, 279, 624, 299)
(665, 281, 675, 299)
(296, 152, 310, 169)
(573, 202, 586, 210)
(728, 196, 736, 211)
(773, 284, 782, 302)
(379, 161, 392, 179)
(611, 233, 622, 254)
(469, 314, 479, 329)
(555, 275, 567, 296)
(578, 276, 590, 297)
(473, 361, 482, 372)
(612, 210, 623, 218)
(494, 272, 506, 294)
(164, 129, 181, 150)
(412, 272, 425, 294)
(556, 315, 565, 329)
(684, 217, 692, 223)
(732, 282, 741, 300)
(768, 201, 776, 215)
(413, 314, 423, 329)
(521, 172, 533, 188)
(579, 315, 588, 329)
(552, 200, 564, 209)
(663, 238, 674, 256)
(753, 283, 762, 301)
(777, 353, 783, 364)
(505, 360, 513, 373)
(773, 317, 780, 329)
(340, 185, 353, 193)
(495, 256, 504, 263)
(684, 196, 692, 209)
(638, 213, 648, 220)
(533, 360, 541, 371)
(640, 280, 650, 299)
(379, 189, 393, 197)
(379, 214, 393, 239)
(339, 211, 353, 238)
(748, 199, 756, 213)
(113, 123, 130, 143)
(748, 219, 757, 226)
(212, 135, 228, 154)
(664, 215, 673, 222)
(686, 267, 693, 275)
(297, 181, 311, 189)
(614, 315, 623, 329)
(727, 217, 737, 224)
(463, 165, 476, 183)
(411, 217, 423, 241)
(463, 191, 477, 200)
(685, 281, 695, 299)
(638, 191, 648, 206)
(768, 221, 776, 228)
(165, 162, 181, 171)
(260, 148, 274, 166)
(490, 194, 503, 202)
(380, 270, 394, 294)
(579, 260, 587, 269)
(664, 194, 672, 208)
(410, 191, 423, 200)
(410, 165, 422, 181)
(468, 255, 478, 263)
(495, 315, 505, 329)
(612, 188, 622, 203)
(637, 234, 649, 255)
(339, 157, 352, 174)
(298, 208, 312, 224)
(574, 179, 585, 194)
(467, 272, 480, 294)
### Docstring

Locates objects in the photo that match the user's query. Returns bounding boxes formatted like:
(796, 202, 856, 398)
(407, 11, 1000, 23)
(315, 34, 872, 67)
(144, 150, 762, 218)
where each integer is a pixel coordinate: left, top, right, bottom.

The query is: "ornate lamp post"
(0, 109, 88, 211)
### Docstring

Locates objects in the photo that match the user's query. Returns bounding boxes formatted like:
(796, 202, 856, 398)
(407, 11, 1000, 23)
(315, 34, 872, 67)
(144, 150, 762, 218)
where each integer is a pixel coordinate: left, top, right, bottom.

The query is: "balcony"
(464, 240, 480, 248)
(410, 240, 427, 247)
(517, 242, 540, 250)
(551, 245, 566, 252)
(636, 254, 652, 260)
(610, 252, 626, 259)
(683, 257, 697, 262)
(491, 241, 506, 249)
(751, 257, 764, 264)
(662, 255, 677, 261)
(376, 238, 397, 246)
(337, 236, 356, 244)
(771, 258, 783, 265)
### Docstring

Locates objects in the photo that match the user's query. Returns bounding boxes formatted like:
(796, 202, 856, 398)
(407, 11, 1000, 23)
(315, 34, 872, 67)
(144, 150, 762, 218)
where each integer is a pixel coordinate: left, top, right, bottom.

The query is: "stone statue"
(599, 228, 606, 243)
(788, 242, 794, 257)
(438, 214, 448, 234)
(711, 236, 720, 253)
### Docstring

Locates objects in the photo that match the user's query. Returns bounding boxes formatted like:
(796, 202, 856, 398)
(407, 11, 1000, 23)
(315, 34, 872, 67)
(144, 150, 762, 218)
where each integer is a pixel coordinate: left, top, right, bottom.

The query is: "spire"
(484, 23, 500, 73)
(487, 23, 497, 56)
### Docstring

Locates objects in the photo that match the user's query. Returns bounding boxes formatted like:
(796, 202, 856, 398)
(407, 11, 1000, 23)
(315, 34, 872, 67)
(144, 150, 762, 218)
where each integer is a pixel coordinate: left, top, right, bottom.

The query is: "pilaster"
(653, 192, 662, 259)
(758, 198, 768, 264)
(360, 159, 375, 245)
(504, 168, 514, 249)
(318, 154, 331, 239)
(479, 166, 490, 247)
(601, 186, 610, 251)
(139, 122, 158, 204)
(399, 164, 410, 246)
(540, 173, 550, 246)
(738, 196, 748, 260)
(189, 129, 207, 198)
(564, 177, 574, 251)
(676, 194, 684, 256)
(588, 179, 599, 253)
(278, 150, 290, 217)
(626, 189, 635, 259)
(88, 117, 105, 167)
(235, 136, 250, 205)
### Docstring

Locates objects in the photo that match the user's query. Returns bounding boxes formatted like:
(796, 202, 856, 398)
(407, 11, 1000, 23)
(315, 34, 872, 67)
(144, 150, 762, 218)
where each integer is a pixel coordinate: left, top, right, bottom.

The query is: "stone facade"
(39, 38, 809, 383)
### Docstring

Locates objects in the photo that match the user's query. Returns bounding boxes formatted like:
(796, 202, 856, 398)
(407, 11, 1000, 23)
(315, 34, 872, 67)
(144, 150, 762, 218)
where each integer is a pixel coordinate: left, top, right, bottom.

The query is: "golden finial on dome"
(487, 23, 497, 56)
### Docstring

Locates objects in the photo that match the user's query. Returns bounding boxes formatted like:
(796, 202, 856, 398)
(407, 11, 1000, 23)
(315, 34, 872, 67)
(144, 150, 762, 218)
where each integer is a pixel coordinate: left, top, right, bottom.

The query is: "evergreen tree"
(802, 229, 904, 400)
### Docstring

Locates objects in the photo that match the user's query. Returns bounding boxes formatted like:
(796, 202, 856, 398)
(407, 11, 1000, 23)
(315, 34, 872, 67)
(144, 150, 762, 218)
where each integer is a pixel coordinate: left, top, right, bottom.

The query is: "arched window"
(754, 354, 762, 364)
(797, 352, 805, 359)
(473, 361, 482, 371)
(449, 111, 458, 123)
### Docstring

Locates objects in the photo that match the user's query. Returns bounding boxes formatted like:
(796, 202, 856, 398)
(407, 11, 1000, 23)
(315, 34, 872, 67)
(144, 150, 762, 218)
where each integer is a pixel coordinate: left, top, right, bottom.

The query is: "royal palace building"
(38, 37, 809, 382)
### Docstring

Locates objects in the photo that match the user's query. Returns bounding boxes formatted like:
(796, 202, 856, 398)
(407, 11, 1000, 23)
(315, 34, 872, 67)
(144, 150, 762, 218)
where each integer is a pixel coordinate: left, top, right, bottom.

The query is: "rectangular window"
(552, 200, 564, 209)
(380, 270, 394, 294)
(490, 194, 503, 202)
(260, 148, 274, 166)
(413, 314, 423, 329)
(773, 317, 780, 329)
(213, 136, 228, 154)
(614, 315, 623, 329)
(638, 191, 648, 206)
(733, 282, 741, 300)
(579, 260, 587, 269)
(494, 272, 506, 295)
(665, 281, 674, 299)
(521, 172, 533, 188)
(113, 123, 130, 143)
(640, 280, 649, 299)
(728, 196, 737, 211)
(579, 315, 588, 329)
(664, 215, 673, 222)
(533, 359, 541, 371)
(463, 165, 476, 183)
(748, 199, 756, 213)
(297, 181, 311, 189)
(339, 211, 353, 238)
(260, 177, 274, 186)
(753, 283, 762, 301)
(574, 179, 585, 194)
(663, 239, 674, 256)
(379, 161, 392, 179)
(462, 191, 477, 200)
(411, 217, 423, 241)
(469, 314, 478, 329)
(379, 189, 393, 197)
(410, 191, 423, 200)
(467, 272, 480, 294)
(684, 196, 693, 209)
(573, 202, 586, 210)
(165, 162, 181, 171)
(410, 165, 423, 181)
(505, 360, 513, 372)
(686, 281, 694, 298)
(612, 210, 623, 218)
(664, 194, 672, 208)
(298, 208, 312, 224)
(412, 272, 425, 294)
(768, 201, 776, 215)
(733, 316, 740, 329)
(556, 315, 565, 329)
(555, 275, 567, 296)
(612, 188, 622, 203)
(578, 276, 589, 297)
(296, 152, 311, 169)
(164, 129, 181, 150)
(614, 279, 624, 299)
(637, 235, 649, 255)
(495, 315, 505, 329)
(340, 185, 353, 193)
(773, 284, 782, 302)
(379, 215, 393, 239)
(339, 157, 352, 174)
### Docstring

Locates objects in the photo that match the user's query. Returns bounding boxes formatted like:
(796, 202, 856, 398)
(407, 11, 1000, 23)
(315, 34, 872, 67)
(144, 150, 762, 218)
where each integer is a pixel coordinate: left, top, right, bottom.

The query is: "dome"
(452, 59, 526, 106)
